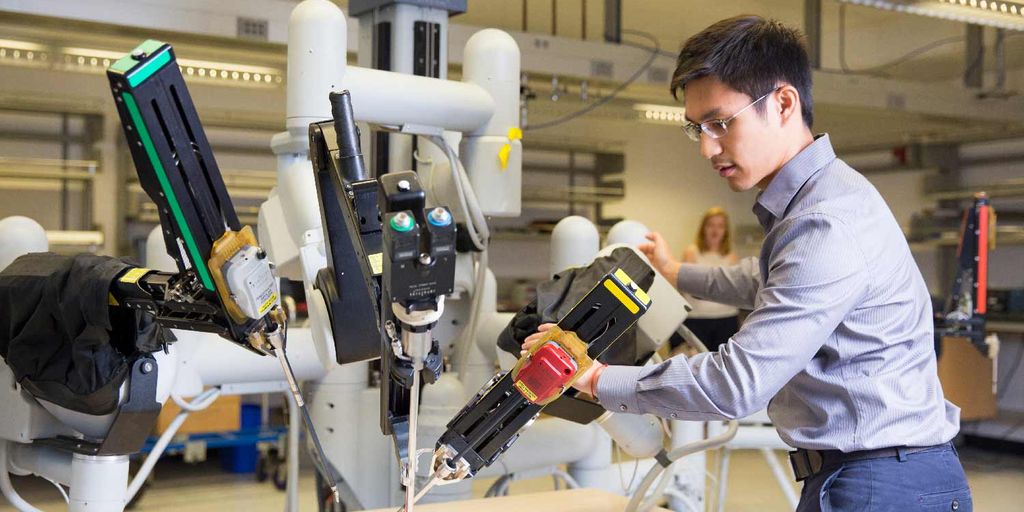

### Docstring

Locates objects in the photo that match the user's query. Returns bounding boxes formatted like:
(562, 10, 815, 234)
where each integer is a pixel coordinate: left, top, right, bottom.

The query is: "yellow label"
(368, 252, 383, 275)
(258, 292, 278, 316)
(119, 267, 151, 284)
(498, 143, 512, 170)
(604, 279, 640, 315)
(108, 293, 119, 306)
(614, 268, 651, 305)
(507, 127, 523, 141)
(514, 380, 538, 402)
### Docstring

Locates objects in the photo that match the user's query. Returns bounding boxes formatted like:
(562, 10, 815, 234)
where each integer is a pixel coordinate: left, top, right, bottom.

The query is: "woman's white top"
(686, 250, 740, 319)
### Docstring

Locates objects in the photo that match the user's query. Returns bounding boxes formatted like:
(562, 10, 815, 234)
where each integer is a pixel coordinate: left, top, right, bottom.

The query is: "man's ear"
(776, 85, 801, 125)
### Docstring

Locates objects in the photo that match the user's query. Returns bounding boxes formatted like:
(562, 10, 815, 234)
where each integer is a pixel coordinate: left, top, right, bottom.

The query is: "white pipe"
(170, 328, 326, 396)
(0, 442, 44, 512)
(761, 448, 799, 508)
(717, 449, 731, 512)
(126, 387, 220, 502)
(596, 412, 664, 459)
(344, 67, 494, 133)
(7, 443, 73, 485)
(626, 421, 739, 512)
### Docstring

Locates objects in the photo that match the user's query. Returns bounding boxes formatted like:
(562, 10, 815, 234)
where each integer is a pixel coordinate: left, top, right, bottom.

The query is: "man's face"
(683, 77, 782, 192)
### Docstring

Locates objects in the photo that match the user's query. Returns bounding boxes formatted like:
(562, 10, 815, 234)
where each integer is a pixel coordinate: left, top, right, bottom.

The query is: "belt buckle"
(788, 449, 824, 482)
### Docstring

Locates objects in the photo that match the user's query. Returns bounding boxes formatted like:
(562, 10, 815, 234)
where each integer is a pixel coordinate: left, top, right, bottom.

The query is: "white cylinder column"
(286, 0, 346, 134)
(0, 216, 48, 272)
(550, 216, 599, 276)
(460, 29, 522, 217)
(68, 454, 129, 512)
(605, 220, 650, 248)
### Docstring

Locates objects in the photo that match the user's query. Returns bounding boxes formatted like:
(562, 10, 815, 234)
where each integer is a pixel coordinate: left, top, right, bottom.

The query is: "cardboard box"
(154, 393, 241, 435)
(937, 336, 997, 421)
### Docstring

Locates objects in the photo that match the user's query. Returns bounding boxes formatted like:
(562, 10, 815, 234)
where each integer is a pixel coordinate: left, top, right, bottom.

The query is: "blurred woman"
(679, 207, 739, 351)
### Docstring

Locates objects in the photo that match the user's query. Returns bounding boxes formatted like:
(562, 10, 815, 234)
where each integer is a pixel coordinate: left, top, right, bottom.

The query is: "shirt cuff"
(594, 364, 645, 414)
(676, 263, 711, 296)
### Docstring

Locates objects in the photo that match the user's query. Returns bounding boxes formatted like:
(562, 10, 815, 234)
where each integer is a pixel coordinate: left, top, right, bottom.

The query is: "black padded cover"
(0, 253, 142, 415)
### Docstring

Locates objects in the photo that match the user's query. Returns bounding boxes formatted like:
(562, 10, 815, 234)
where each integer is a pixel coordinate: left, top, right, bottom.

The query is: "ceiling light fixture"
(839, 0, 1024, 31)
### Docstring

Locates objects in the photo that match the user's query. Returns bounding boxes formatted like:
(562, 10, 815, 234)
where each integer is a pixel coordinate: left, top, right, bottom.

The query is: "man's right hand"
(638, 232, 682, 285)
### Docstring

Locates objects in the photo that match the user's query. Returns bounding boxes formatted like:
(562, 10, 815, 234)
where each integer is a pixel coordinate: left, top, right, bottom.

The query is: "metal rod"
(405, 363, 421, 512)
(270, 328, 340, 505)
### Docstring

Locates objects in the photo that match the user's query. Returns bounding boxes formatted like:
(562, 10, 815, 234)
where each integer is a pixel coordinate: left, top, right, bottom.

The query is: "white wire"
(42, 476, 68, 504)
(412, 150, 437, 204)
(126, 387, 221, 502)
(426, 135, 490, 251)
(171, 388, 221, 412)
(423, 135, 494, 380)
(614, 441, 640, 494)
(550, 469, 580, 490)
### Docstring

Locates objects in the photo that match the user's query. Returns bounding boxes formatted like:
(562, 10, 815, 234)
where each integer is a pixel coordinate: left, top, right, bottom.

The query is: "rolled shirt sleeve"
(597, 212, 868, 421)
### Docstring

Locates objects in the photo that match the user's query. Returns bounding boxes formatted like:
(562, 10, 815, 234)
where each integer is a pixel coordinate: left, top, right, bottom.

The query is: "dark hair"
(671, 15, 814, 128)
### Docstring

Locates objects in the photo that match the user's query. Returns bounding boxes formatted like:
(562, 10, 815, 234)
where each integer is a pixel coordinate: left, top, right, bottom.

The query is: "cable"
(42, 476, 68, 504)
(836, 4, 1023, 80)
(614, 441, 641, 493)
(171, 387, 221, 411)
(525, 29, 662, 131)
(625, 421, 739, 512)
(838, 4, 965, 77)
(424, 135, 493, 381)
(126, 387, 222, 502)
(550, 469, 580, 489)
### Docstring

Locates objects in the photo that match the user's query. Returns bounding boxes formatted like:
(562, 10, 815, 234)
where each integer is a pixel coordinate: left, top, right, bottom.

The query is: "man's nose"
(700, 134, 722, 160)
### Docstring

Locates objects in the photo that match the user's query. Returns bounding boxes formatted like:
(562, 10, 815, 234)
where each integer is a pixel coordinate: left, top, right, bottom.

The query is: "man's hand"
(522, 323, 606, 395)
(637, 232, 682, 284)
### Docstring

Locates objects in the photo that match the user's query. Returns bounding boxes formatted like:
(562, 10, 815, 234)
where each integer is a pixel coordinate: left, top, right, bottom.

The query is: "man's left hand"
(521, 323, 605, 395)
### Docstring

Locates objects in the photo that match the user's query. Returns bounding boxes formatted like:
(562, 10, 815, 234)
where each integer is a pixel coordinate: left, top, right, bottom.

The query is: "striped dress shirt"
(596, 134, 960, 451)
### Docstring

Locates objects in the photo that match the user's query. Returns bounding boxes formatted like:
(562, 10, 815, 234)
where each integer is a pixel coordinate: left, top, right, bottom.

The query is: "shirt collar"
(753, 133, 836, 227)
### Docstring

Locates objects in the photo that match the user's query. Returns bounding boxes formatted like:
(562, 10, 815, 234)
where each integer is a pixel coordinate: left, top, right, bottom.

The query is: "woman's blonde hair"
(695, 206, 731, 255)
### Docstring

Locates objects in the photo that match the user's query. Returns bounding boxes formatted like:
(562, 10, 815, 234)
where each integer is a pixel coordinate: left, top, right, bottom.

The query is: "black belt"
(788, 442, 950, 482)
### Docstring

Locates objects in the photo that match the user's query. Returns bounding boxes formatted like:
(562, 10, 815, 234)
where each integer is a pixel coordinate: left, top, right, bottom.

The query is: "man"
(525, 15, 971, 511)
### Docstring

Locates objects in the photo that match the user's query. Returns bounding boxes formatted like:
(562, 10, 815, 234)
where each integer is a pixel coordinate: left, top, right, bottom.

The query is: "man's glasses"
(680, 88, 777, 142)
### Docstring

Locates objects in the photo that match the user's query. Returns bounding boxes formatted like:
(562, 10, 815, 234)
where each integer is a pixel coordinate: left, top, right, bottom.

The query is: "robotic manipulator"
(104, 40, 656, 510)
(106, 40, 343, 501)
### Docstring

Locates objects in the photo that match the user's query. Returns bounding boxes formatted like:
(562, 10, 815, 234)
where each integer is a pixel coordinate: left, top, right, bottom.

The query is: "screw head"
(397, 179, 411, 191)
(390, 212, 414, 232)
(428, 207, 452, 227)
(419, 253, 433, 265)
(141, 361, 154, 374)
(131, 49, 147, 61)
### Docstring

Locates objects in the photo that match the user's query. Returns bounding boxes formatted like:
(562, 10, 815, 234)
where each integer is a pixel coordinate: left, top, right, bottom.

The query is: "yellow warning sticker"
(258, 293, 278, 317)
(368, 253, 383, 275)
(119, 267, 151, 284)
(514, 380, 538, 403)
(614, 268, 651, 305)
(108, 293, 119, 306)
(604, 279, 640, 315)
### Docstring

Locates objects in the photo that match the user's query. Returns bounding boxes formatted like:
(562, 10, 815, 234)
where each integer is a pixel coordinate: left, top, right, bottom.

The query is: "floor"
(2, 443, 1022, 511)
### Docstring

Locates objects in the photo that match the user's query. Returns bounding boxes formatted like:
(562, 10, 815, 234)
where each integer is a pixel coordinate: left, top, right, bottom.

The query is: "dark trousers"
(675, 316, 738, 351)
(796, 442, 972, 511)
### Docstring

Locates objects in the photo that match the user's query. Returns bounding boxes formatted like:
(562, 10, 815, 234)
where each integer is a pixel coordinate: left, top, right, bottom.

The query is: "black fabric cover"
(0, 253, 141, 415)
(496, 247, 655, 365)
